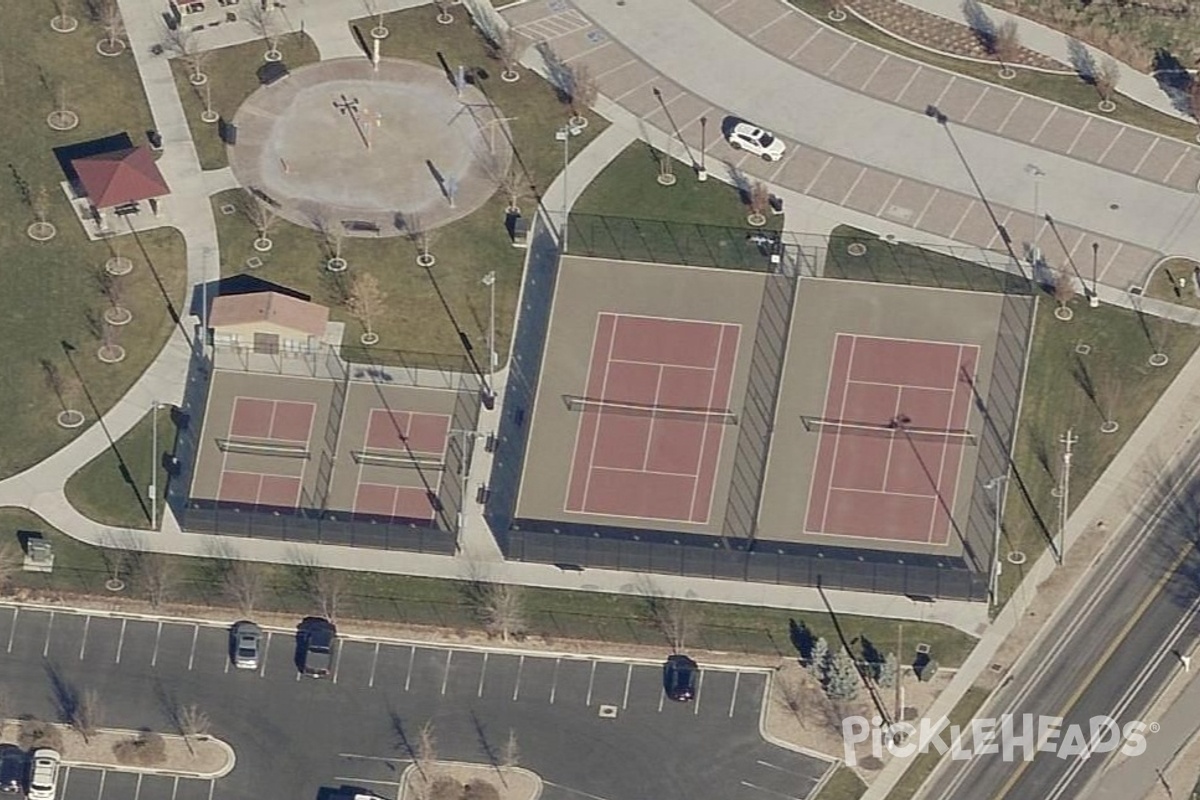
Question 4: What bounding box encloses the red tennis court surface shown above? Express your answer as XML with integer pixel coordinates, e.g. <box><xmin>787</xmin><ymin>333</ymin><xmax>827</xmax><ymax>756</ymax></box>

<box><xmin>565</xmin><ymin>313</ymin><xmax>740</xmax><ymax>523</ymax></box>
<box><xmin>805</xmin><ymin>334</ymin><xmax>978</xmax><ymax>545</ymax></box>
<box><xmin>353</xmin><ymin>409</ymin><xmax>451</xmax><ymax>521</ymax></box>
<box><xmin>229</xmin><ymin>397</ymin><xmax>316</xmax><ymax>442</ymax></box>
<box><xmin>217</xmin><ymin>471</ymin><xmax>303</xmax><ymax>507</ymax></box>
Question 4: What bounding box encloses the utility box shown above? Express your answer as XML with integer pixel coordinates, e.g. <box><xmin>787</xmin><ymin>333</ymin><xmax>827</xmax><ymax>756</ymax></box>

<box><xmin>22</xmin><ymin>537</ymin><xmax>54</xmax><ymax>573</ymax></box>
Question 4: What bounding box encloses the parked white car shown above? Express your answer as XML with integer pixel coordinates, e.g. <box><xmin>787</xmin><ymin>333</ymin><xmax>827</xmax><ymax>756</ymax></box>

<box><xmin>27</xmin><ymin>749</ymin><xmax>60</xmax><ymax>800</ymax></box>
<box><xmin>726</xmin><ymin>122</ymin><xmax>786</xmax><ymax>161</ymax></box>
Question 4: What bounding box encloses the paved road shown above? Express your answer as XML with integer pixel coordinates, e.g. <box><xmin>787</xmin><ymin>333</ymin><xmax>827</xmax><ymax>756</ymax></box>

<box><xmin>0</xmin><ymin>605</ymin><xmax>829</xmax><ymax>800</ymax></box>
<box><xmin>918</xmin><ymin>452</ymin><xmax>1200</xmax><ymax>800</ymax></box>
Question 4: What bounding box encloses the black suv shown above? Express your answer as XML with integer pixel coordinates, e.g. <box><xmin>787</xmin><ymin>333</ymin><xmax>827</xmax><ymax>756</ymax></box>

<box><xmin>298</xmin><ymin>617</ymin><xmax>337</xmax><ymax>678</ymax></box>
<box><xmin>663</xmin><ymin>654</ymin><xmax>699</xmax><ymax>702</ymax></box>
<box><xmin>0</xmin><ymin>744</ymin><xmax>22</xmax><ymax>794</ymax></box>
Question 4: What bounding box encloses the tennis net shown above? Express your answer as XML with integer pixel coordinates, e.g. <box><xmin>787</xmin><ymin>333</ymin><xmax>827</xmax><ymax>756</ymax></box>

<box><xmin>562</xmin><ymin>395</ymin><xmax>739</xmax><ymax>425</ymax></box>
<box><xmin>799</xmin><ymin>415</ymin><xmax>977</xmax><ymax>446</ymax></box>
<box><xmin>217</xmin><ymin>438</ymin><xmax>312</xmax><ymax>458</ymax></box>
<box><xmin>351</xmin><ymin>450</ymin><xmax>447</xmax><ymax>471</ymax></box>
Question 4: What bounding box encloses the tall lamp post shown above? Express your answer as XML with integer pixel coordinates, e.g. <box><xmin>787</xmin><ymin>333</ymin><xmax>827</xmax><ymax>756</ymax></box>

<box><xmin>985</xmin><ymin>475</ymin><xmax>1008</xmax><ymax>608</ymax></box>
<box><xmin>482</xmin><ymin>271</ymin><xmax>496</xmax><ymax>375</ymax></box>
<box><xmin>150</xmin><ymin>400</ymin><xmax>159</xmax><ymax>528</ymax></box>
<box><xmin>556</xmin><ymin>124</ymin><xmax>571</xmax><ymax>253</ymax></box>
<box><xmin>1090</xmin><ymin>242</ymin><xmax>1101</xmax><ymax>307</ymax></box>
<box><xmin>699</xmin><ymin>116</ymin><xmax>708</xmax><ymax>181</ymax></box>
<box><xmin>1024</xmin><ymin>163</ymin><xmax>1044</xmax><ymax>265</ymax></box>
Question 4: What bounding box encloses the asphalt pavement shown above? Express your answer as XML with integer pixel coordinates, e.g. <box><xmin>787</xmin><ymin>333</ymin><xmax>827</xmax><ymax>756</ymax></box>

<box><xmin>0</xmin><ymin>605</ymin><xmax>829</xmax><ymax>800</ymax></box>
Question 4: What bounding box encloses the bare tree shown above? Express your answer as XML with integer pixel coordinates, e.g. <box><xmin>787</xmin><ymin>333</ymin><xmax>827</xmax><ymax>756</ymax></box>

<box><xmin>163</xmin><ymin>26</ymin><xmax>212</xmax><ymax>85</ymax></box>
<box><xmin>222</xmin><ymin>560</ymin><xmax>266</xmax><ymax>616</ymax></box>
<box><xmin>486</xmin><ymin>27</ymin><xmax>524</xmax><ymax>80</ymax></box>
<box><xmin>139</xmin><ymin>553</ymin><xmax>177</xmax><ymax>608</ymax></box>
<box><xmin>178</xmin><ymin>703</ymin><xmax>210</xmax><ymax>740</ymax></box>
<box><xmin>1190</xmin><ymin>78</ymin><xmax>1200</xmax><ymax>130</ymax></box>
<box><xmin>1094</xmin><ymin>57</ymin><xmax>1120</xmax><ymax>106</ymax></box>
<box><xmin>502</xmin><ymin>728</ymin><xmax>520</xmax><ymax>771</ymax></box>
<box><xmin>992</xmin><ymin>20</ymin><xmax>1020</xmax><ymax>75</ymax></box>
<box><xmin>245</xmin><ymin>2</ymin><xmax>283</xmax><ymax>57</ymax></box>
<box><xmin>636</xmin><ymin>578</ymin><xmax>699</xmax><ymax>652</ymax></box>
<box><xmin>566</xmin><ymin>63</ymin><xmax>597</xmax><ymax>121</ymax></box>
<box><xmin>32</xmin><ymin>186</ymin><xmax>51</xmax><ymax>227</ymax></box>
<box><xmin>345</xmin><ymin>272</ymin><xmax>387</xmax><ymax>342</ymax></box>
<box><xmin>98</xmin><ymin>0</ymin><xmax>125</xmax><ymax>52</ymax></box>
<box><xmin>399</xmin><ymin>212</ymin><xmax>438</xmax><ymax>265</ymax></box>
<box><xmin>416</xmin><ymin>719</ymin><xmax>438</xmax><ymax>785</ymax></box>
<box><xmin>72</xmin><ymin>688</ymin><xmax>102</xmax><ymax>744</ymax></box>
<box><xmin>289</xmin><ymin>554</ymin><xmax>348</xmax><ymax>621</ymax></box>
<box><xmin>314</xmin><ymin>215</ymin><xmax>346</xmax><ymax>266</ymax></box>
<box><xmin>746</xmin><ymin>181</ymin><xmax>770</xmax><ymax>221</ymax></box>
<box><xmin>479</xmin><ymin>583</ymin><xmax>527</xmax><ymax>642</ymax></box>
<box><xmin>1053</xmin><ymin>267</ymin><xmax>1077</xmax><ymax>309</ymax></box>
<box><xmin>243</xmin><ymin>191</ymin><xmax>279</xmax><ymax>246</ymax></box>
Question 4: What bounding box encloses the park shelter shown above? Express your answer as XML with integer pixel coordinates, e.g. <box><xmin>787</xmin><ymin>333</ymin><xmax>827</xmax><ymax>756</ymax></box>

<box><xmin>209</xmin><ymin>291</ymin><xmax>330</xmax><ymax>355</ymax></box>
<box><xmin>70</xmin><ymin>146</ymin><xmax>170</xmax><ymax>226</ymax></box>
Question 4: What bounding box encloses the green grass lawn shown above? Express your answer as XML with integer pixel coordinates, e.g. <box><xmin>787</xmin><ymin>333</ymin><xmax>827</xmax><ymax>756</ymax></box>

<box><xmin>999</xmin><ymin>296</ymin><xmax>1199</xmax><ymax>600</ymax></box>
<box><xmin>64</xmin><ymin>405</ymin><xmax>179</xmax><ymax>530</ymax></box>
<box><xmin>0</xmin><ymin>0</ymin><xmax>187</xmax><ymax>480</ymax></box>
<box><xmin>569</xmin><ymin>142</ymin><xmax>784</xmax><ymax>269</ymax></box>
<box><xmin>208</xmin><ymin>6</ymin><xmax>607</xmax><ymax>365</ymax></box>
<box><xmin>826</xmin><ymin>226</ymin><xmax>1019</xmax><ymax>292</ymax></box>
<box><xmin>1144</xmin><ymin>257</ymin><xmax>1200</xmax><ymax>310</ymax></box>
<box><xmin>884</xmin><ymin>686</ymin><xmax>990</xmax><ymax>800</ymax></box>
<box><xmin>0</xmin><ymin>505</ymin><xmax>975</xmax><ymax>662</ymax></box>
<box><xmin>171</xmin><ymin>32</ymin><xmax>320</xmax><ymax>171</ymax></box>
<box><xmin>787</xmin><ymin>0</ymin><xmax>1199</xmax><ymax>145</ymax></box>
<box><xmin>814</xmin><ymin>766</ymin><xmax>868</xmax><ymax>800</ymax></box>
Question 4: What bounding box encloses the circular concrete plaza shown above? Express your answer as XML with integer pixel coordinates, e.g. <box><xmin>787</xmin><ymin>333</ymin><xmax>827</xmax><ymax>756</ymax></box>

<box><xmin>228</xmin><ymin>58</ymin><xmax>513</xmax><ymax>237</ymax></box>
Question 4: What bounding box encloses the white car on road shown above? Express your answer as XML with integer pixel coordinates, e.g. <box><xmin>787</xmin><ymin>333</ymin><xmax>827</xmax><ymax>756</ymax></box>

<box><xmin>27</xmin><ymin>749</ymin><xmax>59</xmax><ymax>800</ymax></box>
<box><xmin>726</xmin><ymin>122</ymin><xmax>786</xmax><ymax>161</ymax></box>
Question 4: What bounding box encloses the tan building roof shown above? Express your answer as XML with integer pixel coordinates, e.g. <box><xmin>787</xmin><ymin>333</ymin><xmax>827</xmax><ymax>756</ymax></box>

<box><xmin>209</xmin><ymin>292</ymin><xmax>329</xmax><ymax>337</ymax></box>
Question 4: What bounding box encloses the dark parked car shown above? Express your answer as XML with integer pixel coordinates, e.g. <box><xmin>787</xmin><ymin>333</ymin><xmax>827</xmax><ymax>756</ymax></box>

<box><xmin>298</xmin><ymin>617</ymin><xmax>337</xmax><ymax>678</ymax></box>
<box><xmin>0</xmin><ymin>744</ymin><xmax>23</xmax><ymax>794</ymax></box>
<box><xmin>663</xmin><ymin>654</ymin><xmax>699</xmax><ymax>702</ymax></box>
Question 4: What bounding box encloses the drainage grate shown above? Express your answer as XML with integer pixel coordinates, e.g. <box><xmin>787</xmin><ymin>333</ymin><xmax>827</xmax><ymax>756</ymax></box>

<box><xmin>598</xmin><ymin>705</ymin><xmax>618</xmax><ymax>719</ymax></box>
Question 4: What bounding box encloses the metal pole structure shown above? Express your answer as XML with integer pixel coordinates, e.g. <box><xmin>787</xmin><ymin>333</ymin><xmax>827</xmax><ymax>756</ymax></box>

<box><xmin>482</xmin><ymin>271</ymin><xmax>496</xmax><ymax>374</ymax></box>
<box><xmin>558</xmin><ymin>125</ymin><xmax>570</xmax><ymax>253</ymax></box>
<box><xmin>1090</xmin><ymin>242</ymin><xmax>1101</xmax><ymax>307</ymax></box>
<box><xmin>985</xmin><ymin>475</ymin><xmax>1008</xmax><ymax>608</ymax></box>
<box><xmin>1057</xmin><ymin>428</ymin><xmax>1077</xmax><ymax>564</ymax></box>
<box><xmin>699</xmin><ymin>116</ymin><xmax>708</xmax><ymax>181</ymax></box>
<box><xmin>150</xmin><ymin>400</ymin><xmax>159</xmax><ymax>528</ymax></box>
<box><xmin>1025</xmin><ymin>164</ymin><xmax>1044</xmax><ymax>264</ymax></box>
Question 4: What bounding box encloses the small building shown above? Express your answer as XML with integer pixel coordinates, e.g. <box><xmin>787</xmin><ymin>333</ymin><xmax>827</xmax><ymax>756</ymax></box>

<box><xmin>208</xmin><ymin>291</ymin><xmax>330</xmax><ymax>355</ymax></box>
<box><xmin>69</xmin><ymin>146</ymin><xmax>170</xmax><ymax>232</ymax></box>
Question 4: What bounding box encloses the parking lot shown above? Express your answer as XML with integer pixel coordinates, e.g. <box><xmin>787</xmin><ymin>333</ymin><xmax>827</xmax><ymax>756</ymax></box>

<box><xmin>0</xmin><ymin>606</ymin><xmax>832</xmax><ymax>800</ymax></box>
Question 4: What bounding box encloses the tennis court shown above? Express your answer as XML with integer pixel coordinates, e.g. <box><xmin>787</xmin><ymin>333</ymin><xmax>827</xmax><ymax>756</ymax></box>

<box><xmin>564</xmin><ymin>313</ymin><xmax>741</xmax><ymax>523</ymax></box>
<box><xmin>803</xmin><ymin>333</ymin><xmax>978</xmax><ymax>545</ymax></box>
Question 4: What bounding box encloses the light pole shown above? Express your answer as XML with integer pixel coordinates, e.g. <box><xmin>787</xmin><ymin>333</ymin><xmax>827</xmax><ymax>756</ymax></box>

<box><xmin>985</xmin><ymin>475</ymin><xmax>1008</xmax><ymax>608</ymax></box>
<box><xmin>699</xmin><ymin>116</ymin><xmax>708</xmax><ymax>181</ymax></box>
<box><xmin>150</xmin><ymin>400</ymin><xmax>159</xmax><ymax>528</ymax></box>
<box><xmin>1090</xmin><ymin>242</ymin><xmax>1101</xmax><ymax>307</ymax></box>
<box><xmin>556</xmin><ymin>124</ymin><xmax>570</xmax><ymax>253</ymax></box>
<box><xmin>482</xmin><ymin>271</ymin><xmax>496</xmax><ymax>374</ymax></box>
<box><xmin>1024</xmin><ymin>163</ymin><xmax>1044</xmax><ymax>265</ymax></box>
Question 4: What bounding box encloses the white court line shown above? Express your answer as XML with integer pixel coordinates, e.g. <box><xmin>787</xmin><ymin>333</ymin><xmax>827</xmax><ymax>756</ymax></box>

<box><xmin>151</xmin><ymin>621</ymin><xmax>162</xmax><ymax>667</ymax></box>
<box><xmin>6</xmin><ymin>607</ymin><xmax>16</xmax><ymax>653</ymax></box>
<box><xmin>550</xmin><ymin>658</ymin><xmax>561</xmax><ymax>704</ymax></box>
<box><xmin>513</xmin><ymin>655</ymin><xmax>525</xmax><ymax>701</ymax></box>
<box><xmin>478</xmin><ymin>652</ymin><xmax>489</xmax><ymax>697</ymax></box>
<box><xmin>440</xmin><ymin>650</ymin><xmax>452</xmax><ymax>695</ymax></box>
<box><xmin>42</xmin><ymin>611</ymin><xmax>54</xmax><ymax>658</ymax></box>
<box><xmin>622</xmin><ymin>664</ymin><xmax>632</xmax><ymax>709</ymax></box>
<box><xmin>693</xmin><ymin>669</ymin><xmax>705</xmax><ymax>715</ymax></box>
<box><xmin>187</xmin><ymin>624</ymin><xmax>199</xmax><ymax>670</ymax></box>
<box><xmin>115</xmin><ymin>619</ymin><xmax>127</xmax><ymax>664</ymax></box>
<box><xmin>369</xmin><ymin>642</ymin><xmax>380</xmax><ymax>688</ymax></box>
<box><xmin>79</xmin><ymin>616</ymin><xmax>90</xmax><ymax>660</ymax></box>
<box><xmin>585</xmin><ymin>661</ymin><xmax>597</xmax><ymax>706</ymax></box>
<box><xmin>729</xmin><ymin>672</ymin><xmax>740</xmax><ymax>717</ymax></box>
<box><xmin>404</xmin><ymin>645</ymin><xmax>416</xmax><ymax>691</ymax></box>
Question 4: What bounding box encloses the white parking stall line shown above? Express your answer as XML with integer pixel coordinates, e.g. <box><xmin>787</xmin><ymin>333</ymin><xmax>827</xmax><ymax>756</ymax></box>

<box><xmin>206</xmin><ymin>778</ymin><xmax>215</xmax><ymax>800</ymax></box>
<box><xmin>224</xmin><ymin>650</ymin><xmax>230</xmax><ymax>675</ymax></box>
<box><xmin>150</xmin><ymin>621</ymin><xmax>162</xmax><ymax>667</ymax></box>
<box><xmin>404</xmin><ymin>645</ymin><xmax>416</xmax><ymax>691</ymax></box>
<box><xmin>115</xmin><ymin>619</ymin><xmax>128</xmax><ymax>664</ymax></box>
<box><xmin>6</xmin><ymin>607</ymin><xmax>16</xmax><ymax>653</ymax></box>
<box><xmin>622</xmin><ymin>664</ymin><xmax>632</xmax><ymax>709</ymax></box>
<box><xmin>477</xmin><ymin>652</ymin><xmax>488</xmax><ymax>698</ymax></box>
<box><xmin>756</xmin><ymin>760</ymin><xmax>821</xmax><ymax>784</ymax></box>
<box><xmin>133</xmin><ymin>772</ymin><xmax>144</xmax><ymax>800</ymax></box>
<box><xmin>512</xmin><ymin>654</ymin><xmax>524</xmax><ymax>701</ymax></box>
<box><xmin>369</xmin><ymin>642</ymin><xmax>380</xmax><ymax>688</ymax></box>
<box><xmin>332</xmin><ymin>641</ymin><xmax>344</xmax><ymax>684</ymax></box>
<box><xmin>334</xmin><ymin>777</ymin><xmax>401</xmax><ymax>787</ymax></box>
<box><xmin>693</xmin><ymin>669</ymin><xmax>705</xmax><ymax>715</ymax></box>
<box><xmin>657</xmin><ymin>686</ymin><xmax>666</xmax><ymax>713</ymax></box>
<box><xmin>585</xmin><ymin>661</ymin><xmax>597</xmax><ymax>706</ymax></box>
<box><xmin>58</xmin><ymin>766</ymin><xmax>71</xmax><ymax>800</ymax></box>
<box><xmin>729</xmin><ymin>672</ymin><xmax>740</xmax><ymax>717</ymax></box>
<box><xmin>42</xmin><ymin>611</ymin><xmax>54</xmax><ymax>658</ymax></box>
<box><xmin>740</xmin><ymin>780</ymin><xmax>801</xmax><ymax>800</ymax></box>
<box><xmin>187</xmin><ymin>624</ymin><xmax>199</xmax><ymax>670</ymax></box>
<box><xmin>440</xmin><ymin>650</ymin><xmax>452</xmax><ymax>695</ymax></box>
<box><xmin>97</xmin><ymin>769</ymin><xmax>107</xmax><ymax>800</ymax></box>
<box><xmin>170</xmin><ymin>776</ymin><xmax>180</xmax><ymax>800</ymax></box>
<box><xmin>549</xmin><ymin>658</ymin><xmax>561</xmax><ymax>704</ymax></box>
<box><xmin>79</xmin><ymin>616</ymin><xmax>91</xmax><ymax>660</ymax></box>
<box><xmin>259</xmin><ymin>632</ymin><xmax>272</xmax><ymax>677</ymax></box>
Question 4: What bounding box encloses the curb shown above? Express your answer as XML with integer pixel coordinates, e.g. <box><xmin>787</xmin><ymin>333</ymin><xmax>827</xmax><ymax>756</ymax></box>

<box><xmin>397</xmin><ymin>761</ymin><xmax>543</xmax><ymax>800</ymax></box>
<box><xmin>61</xmin><ymin>729</ymin><xmax>236</xmax><ymax>780</ymax></box>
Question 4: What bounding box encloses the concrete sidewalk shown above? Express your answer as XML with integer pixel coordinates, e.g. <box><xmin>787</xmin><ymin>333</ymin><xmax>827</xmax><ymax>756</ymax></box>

<box><xmin>893</xmin><ymin>0</ymin><xmax>1191</xmax><ymax>122</ymax></box>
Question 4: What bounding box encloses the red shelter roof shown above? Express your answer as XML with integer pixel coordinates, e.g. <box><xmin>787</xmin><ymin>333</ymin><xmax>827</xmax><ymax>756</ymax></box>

<box><xmin>71</xmin><ymin>147</ymin><xmax>170</xmax><ymax>208</ymax></box>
